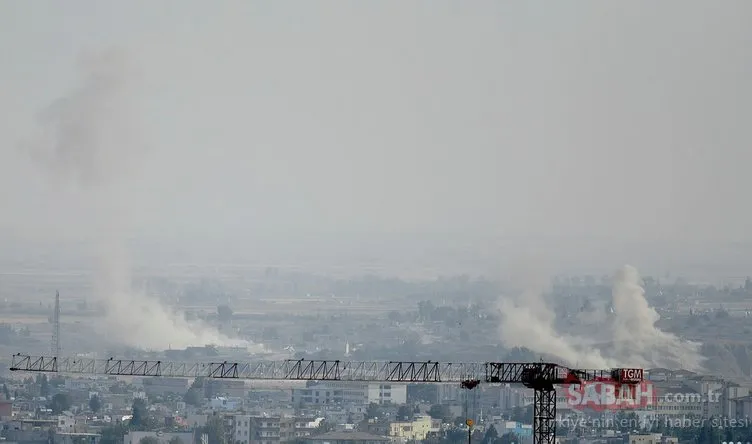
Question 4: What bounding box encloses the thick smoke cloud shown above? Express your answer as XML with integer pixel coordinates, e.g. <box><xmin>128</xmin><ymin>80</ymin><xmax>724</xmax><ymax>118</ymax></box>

<box><xmin>497</xmin><ymin>264</ymin><xmax>705</xmax><ymax>371</ymax></box>
<box><xmin>24</xmin><ymin>49</ymin><xmax>257</xmax><ymax>351</ymax></box>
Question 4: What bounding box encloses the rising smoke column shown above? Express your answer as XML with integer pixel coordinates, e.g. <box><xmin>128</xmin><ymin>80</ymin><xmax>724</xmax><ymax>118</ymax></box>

<box><xmin>24</xmin><ymin>49</ymin><xmax>255</xmax><ymax>350</ymax></box>
<box><xmin>609</xmin><ymin>265</ymin><xmax>705</xmax><ymax>371</ymax></box>
<box><xmin>497</xmin><ymin>264</ymin><xmax>705</xmax><ymax>371</ymax></box>
<box><xmin>496</xmin><ymin>263</ymin><xmax>613</xmax><ymax>368</ymax></box>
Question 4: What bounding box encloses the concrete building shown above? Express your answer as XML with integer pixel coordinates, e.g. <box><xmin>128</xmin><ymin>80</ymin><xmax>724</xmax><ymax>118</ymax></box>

<box><xmin>681</xmin><ymin>376</ymin><xmax>724</xmax><ymax>418</ymax></box>
<box><xmin>306</xmin><ymin>431</ymin><xmax>389</xmax><ymax>444</ymax></box>
<box><xmin>231</xmin><ymin>415</ymin><xmax>281</xmax><ymax>444</ymax></box>
<box><xmin>499</xmin><ymin>385</ymin><xmax>527</xmax><ymax>410</ymax></box>
<box><xmin>724</xmin><ymin>383</ymin><xmax>752</xmax><ymax>417</ymax></box>
<box><xmin>0</xmin><ymin>400</ymin><xmax>12</xmax><ymax>420</ymax></box>
<box><xmin>646</xmin><ymin>384</ymin><xmax>704</xmax><ymax>417</ymax></box>
<box><xmin>206</xmin><ymin>379</ymin><xmax>247</xmax><ymax>398</ymax></box>
<box><xmin>292</xmin><ymin>382</ymin><xmax>406</xmax><ymax>406</ymax></box>
<box><xmin>388</xmin><ymin>415</ymin><xmax>439</xmax><ymax>441</ymax></box>
<box><xmin>230</xmin><ymin>415</ymin><xmax>325</xmax><ymax>444</ymax></box>
<box><xmin>494</xmin><ymin>421</ymin><xmax>533</xmax><ymax>440</ymax></box>
<box><xmin>210</xmin><ymin>397</ymin><xmax>244</xmax><ymax>411</ymax></box>
<box><xmin>279</xmin><ymin>417</ymin><xmax>323</xmax><ymax>442</ymax></box>
<box><xmin>57</xmin><ymin>412</ymin><xmax>77</xmax><ymax>432</ymax></box>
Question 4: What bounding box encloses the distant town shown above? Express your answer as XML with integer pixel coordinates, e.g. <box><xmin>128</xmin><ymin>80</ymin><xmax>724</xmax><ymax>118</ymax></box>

<box><xmin>2</xmin><ymin>266</ymin><xmax>752</xmax><ymax>444</ymax></box>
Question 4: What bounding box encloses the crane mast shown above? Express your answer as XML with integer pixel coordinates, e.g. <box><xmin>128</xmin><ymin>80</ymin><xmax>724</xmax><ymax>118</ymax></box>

<box><xmin>9</xmin><ymin>354</ymin><xmax>643</xmax><ymax>444</ymax></box>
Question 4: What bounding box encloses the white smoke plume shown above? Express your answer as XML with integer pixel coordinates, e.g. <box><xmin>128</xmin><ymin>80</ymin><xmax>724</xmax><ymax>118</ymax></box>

<box><xmin>24</xmin><ymin>49</ymin><xmax>257</xmax><ymax>351</ymax></box>
<box><xmin>608</xmin><ymin>265</ymin><xmax>704</xmax><ymax>371</ymax></box>
<box><xmin>497</xmin><ymin>264</ymin><xmax>705</xmax><ymax>371</ymax></box>
<box><xmin>497</xmin><ymin>263</ymin><xmax>611</xmax><ymax>368</ymax></box>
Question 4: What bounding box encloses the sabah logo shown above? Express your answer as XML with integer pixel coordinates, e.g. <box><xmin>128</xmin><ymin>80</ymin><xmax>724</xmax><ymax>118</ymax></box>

<box><xmin>565</xmin><ymin>379</ymin><xmax>655</xmax><ymax>411</ymax></box>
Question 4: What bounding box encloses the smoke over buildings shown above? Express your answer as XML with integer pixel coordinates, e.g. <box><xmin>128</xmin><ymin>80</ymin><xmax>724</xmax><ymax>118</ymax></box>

<box><xmin>497</xmin><ymin>264</ymin><xmax>705</xmax><ymax>371</ymax></box>
<box><xmin>23</xmin><ymin>49</ymin><xmax>254</xmax><ymax>351</ymax></box>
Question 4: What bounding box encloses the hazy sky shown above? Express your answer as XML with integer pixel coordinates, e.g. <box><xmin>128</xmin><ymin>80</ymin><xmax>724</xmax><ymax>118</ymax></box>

<box><xmin>2</xmin><ymin>1</ymin><xmax>752</xmax><ymax>266</ymax></box>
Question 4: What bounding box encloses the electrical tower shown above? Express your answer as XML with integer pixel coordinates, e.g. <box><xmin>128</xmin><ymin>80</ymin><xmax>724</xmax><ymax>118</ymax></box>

<box><xmin>50</xmin><ymin>291</ymin><xmax>60</xmax><ymax>357</ymax></box>
<box><xmin>9</xmin><ymin>354</ymin><xmax>643</xmax><ymax>444</ymax></box>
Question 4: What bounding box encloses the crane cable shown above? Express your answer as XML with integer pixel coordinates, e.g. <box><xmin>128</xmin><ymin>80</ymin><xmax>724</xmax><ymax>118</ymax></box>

<box><xmin>464</xmin><ymin>386</ymin><xmax>478</xmax><ymax>428</ymax></box>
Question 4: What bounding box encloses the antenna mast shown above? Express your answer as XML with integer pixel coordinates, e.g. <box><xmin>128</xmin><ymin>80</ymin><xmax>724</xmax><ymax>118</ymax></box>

<box><xmin>51</xmin><ymin>291</ymin><xmax>60</xmax><ymax>357</ymax></box>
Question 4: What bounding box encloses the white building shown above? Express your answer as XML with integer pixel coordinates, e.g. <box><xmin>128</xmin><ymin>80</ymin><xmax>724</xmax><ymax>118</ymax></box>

<box><xmin>292</xmin><ymin>382</ymin><xmax>406</xmax><ymax>405</ymax></box>
<box><xmin>210</xmin><ymin>397</ymin><xmax>244</xmax><ymax>411</ymax></box>
<box><xmin>57</xmin><ymin>412</ymin><xmax>77</xmax><ymax>432</ymax></box>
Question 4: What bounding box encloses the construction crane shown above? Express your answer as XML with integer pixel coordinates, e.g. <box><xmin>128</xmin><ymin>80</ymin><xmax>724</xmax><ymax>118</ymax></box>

<box><xmin>9</xmin><ymin>354</ymin><xmax>643</xmax><ymax>444</ymax></box>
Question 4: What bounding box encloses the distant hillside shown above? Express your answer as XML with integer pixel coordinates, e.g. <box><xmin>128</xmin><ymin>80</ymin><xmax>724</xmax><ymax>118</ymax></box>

<box><xmin>701</xmin><ymin>342</ymin><xmax>752</xmax><ymax>378</ymax></box>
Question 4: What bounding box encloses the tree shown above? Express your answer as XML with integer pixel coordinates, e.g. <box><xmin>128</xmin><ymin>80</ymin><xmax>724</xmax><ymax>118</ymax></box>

<box><xmin>482</xmin><ymin>425</ymin><xmax>498</xmax><ymax>444</ymax></box>
<box><xmin>200</xmin><ymin>413</ymin><xmax>227</xmax><ymax>444</ymax></box>
<box><xmin>499</xmin><ymin>432</ymin><xmax>519</xmax><ymax>444</ymax></box>
<box><xmin>365</xmin><ymin>403</ymin><xmax>381</xmax><ymax>420</ymax></box>
<box><xmin>397</xmin><ymin>405</ymin><xmax>412</xmax><ymax>421</ymax></box>
<box><xmin>184</xmin><ymin>388</ymin><xmax>201</xmax><ymax>406</ymax></box>
<box><xmin>49</xmin><ymin>393</ymin><xmax>71</xmax><ymax>414</ymax></box>
<box><xmin>99</xmin><ymin>423</ymin><xmax>128</xmax><ymax>444</ymax></box>
<box><xmin>89</xmin><ymin>395</ymin><xmax>102</xmax><ymax>413</ymax></box>
<box><xmin>109</xmin><ymin>381</ymin><xmax>129</xmax><ymax>394</ymax></box>
<box><xmin>130</xmin><ymin>398</ymin><xmax>148</xmax><ymax>429</ymax></box>
<box><xmin>139</xmin><ymin>437</ymin><xmax>159</xmax><ymax>444</ymax></box>
<box><xmin>38</xmin><ymin>374</ymin><xmax>50</xmax><ymax>397</ymax></box>
<box><xmin>168</xmin><ymin>437</ymin><xmax>183</xmax><ymax>444</ymax></box>
<box><xmin>407</xmin><ymin>384</ymin><xmax>437</xmax><ymax>404</ymax></box>
<box><xmin>427</xmin><ymin>404</ymin><xmax>452</xmax><ymax>422</ymax></box>
<box><xmin>387</xmin><ymin>311</ymin><xmax>403</xmax><ymax>323</ymax></box>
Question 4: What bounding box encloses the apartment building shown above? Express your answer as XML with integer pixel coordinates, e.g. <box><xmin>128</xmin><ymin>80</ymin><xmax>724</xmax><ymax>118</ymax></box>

<box><xmin>232</xmin><ymin>415</ymin><xmax>280</xmax><ymax>444</ymax></box>
<box><xmin>388</xmin><ymin>415</ymin><xmax>440</xmax><ymax>441</ymax></box>
<box><xmin>231</xmin><ymin>415</ymin><xmax>323</xmax><ymax>444</ymax></box>
<box><xmin>279</xmin><ymin>417</ymin><xmax>323</xmax><ymax>442</ymax></box>
<box><xmin>291</xmin><ymin>382</ymin><xmax>406</xmax><ymax>405</ymax></box>
<box><xmin>724</xmin><ymin>383</ymin><xmax>752</xmax><ymax>417</ymax></box>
